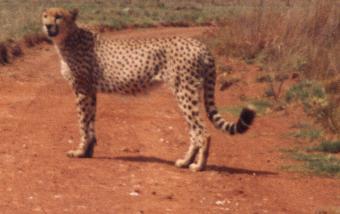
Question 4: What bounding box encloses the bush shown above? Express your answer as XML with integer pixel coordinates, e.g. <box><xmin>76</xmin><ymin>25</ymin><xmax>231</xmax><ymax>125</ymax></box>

<box><xmin>285</xmin><ymin>80</ymin><xmax>326</xmax><ymax>104</ymax></box>
<box><xmin>0</xmin><ymin>43</ymin><xmax>9</xmax><ymax>65</ymax></box>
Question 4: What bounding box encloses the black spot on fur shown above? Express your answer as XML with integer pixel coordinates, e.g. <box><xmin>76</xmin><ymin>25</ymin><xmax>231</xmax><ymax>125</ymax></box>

<box><xmin>208</xmin><ymin>110</ymin><xmax>217</xmax><ymax>120</ymax></box>
<box><xmin>84</xmin><ymin>137</ymin><xmax>97</xmax><ymax>158</ymax></box>
<box><xmin>217</xmin><ymin>120</ymin><xmax>224</xmax><ymax>129</ymax></box>
<box><xmin>214</xmin><ymin>116</ymin><xmax>222</xmax><ymax>122</ymax></box>
<box><xmin>229</xmin><ymin>124</ymin><xmax>236</xmax><ymax>135</ymax></box>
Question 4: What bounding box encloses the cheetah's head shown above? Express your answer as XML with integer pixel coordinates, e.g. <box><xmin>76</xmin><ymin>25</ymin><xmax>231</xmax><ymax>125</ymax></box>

<box><xmin>42</xmin><ymin>8</ymin><xmax>78</xmax><ymax>42</ymax></box>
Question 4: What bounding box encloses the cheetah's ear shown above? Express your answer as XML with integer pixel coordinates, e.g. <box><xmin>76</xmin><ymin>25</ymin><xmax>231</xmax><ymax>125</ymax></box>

<box><xmin>69</xmin><ymin>8</ymin><xmax>79</xmax><ymax>21</ymax></box>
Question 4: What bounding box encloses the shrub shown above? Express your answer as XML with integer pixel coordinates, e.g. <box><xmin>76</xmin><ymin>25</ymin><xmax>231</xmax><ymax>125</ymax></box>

<box><xmin>311</xmin><ymin>140</ymin><xmax>340</xmax><ymax>153</ymax></box>
<box><xmin>24</xmin><ymin>33</ymin><xmax>51</xmax><ymax>47</ymax></box>
<box><xmin>0</xmin><ymin>43</ymin><xmax>9</xmax><ymax>65</ymax></box>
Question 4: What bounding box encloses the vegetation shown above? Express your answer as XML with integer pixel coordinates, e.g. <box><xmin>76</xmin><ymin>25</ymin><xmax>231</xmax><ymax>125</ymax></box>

<box><xmin>0</xmin><ymin>0</ymin><xmax>251</xmax><ymax>42</ymax></box>
<box><xmin>219</xmin><ymin>99</ymin><xmax>272</xmax><ymax>116</ymax></box>
<box><xmin>285</xmin><ymin>123</ymin><xmax>339</xmax><ymax>176</ymax></box>
<box><xmin>289</xmin><ymin>127</ymin><xmax>323</xmax><ymax>142</ymax></box>
<box><xmin>286</xmin><ymin>150</ymin><xmax>340</xmax><ymax>177</ymax></box>
<box><xmin>284</xmin><ymin>80</ymin><xmax>340</xmax><ymax>134</ymax></box>
<box><xmin>205</xmin><ymin>0</ymin><xmax>339</xmax><ymax>135</ymax></box>
<box><xmin>206</xmin><ymin>0</ymin><xmax>339</xmax><ymax>79</ymax></box>
<box><xmin>309</xmin><ymin>140</ymin><xmax>340</xmax><ymax>154</ymax></box>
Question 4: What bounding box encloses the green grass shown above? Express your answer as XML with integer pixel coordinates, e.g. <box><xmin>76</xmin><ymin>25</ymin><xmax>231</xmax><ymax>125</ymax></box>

<box><xmin>283</xmin><ymin>137</ymin><xmax>340</xmax><ymax>177</ymax></box>
<box><xmin>251</xmin><ymin>99</ymin><xmax>272</xmax><ymax>115</ymax></box>
<box><xmin>282</xmin><ymin>120</ymin><xmax>340</xmax><ymax>176</ymax></box>
<box><xmin>289</xmin><ymin>127</ymin><xmax>323</xmax><ymax>142</ymax></box>
<box><xmin>0</xmin><ymin>0</ymin><xmax>256</xmax><ymax>42</ymax></box>
<box><xmin>219</xmin><ymin>105</ymin><xmax>244</xmax><ymax>117</ymax></box>
<box><xmin>284</xmin><ymin>80</ymin><xmax>340</xmax><ymax>135</ymax></box>
<box><xmin>309</xmin><ymin>140</ymin><xmax>340</xmax><ymax>154</ymax></box>
<box><xmin>287</xmin><ymin>151</ymin><xmax>340</xmax><ymax>177</ymax></box>
<box><xmin>219</xmin><ymin>99</ymin><xmax>272</xmax><ymax>116</ymax></box>
<box><xmin>285</xmin><ymin>80</ymin><xmax>327</xmax><ymax>105</ymax></box>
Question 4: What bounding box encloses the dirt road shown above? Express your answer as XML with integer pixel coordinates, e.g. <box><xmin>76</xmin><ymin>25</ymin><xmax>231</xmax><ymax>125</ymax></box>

<box><xmin>0</xmin><ymin>27</ymin><xmax>339</xmax><ymax>214</ymax></box>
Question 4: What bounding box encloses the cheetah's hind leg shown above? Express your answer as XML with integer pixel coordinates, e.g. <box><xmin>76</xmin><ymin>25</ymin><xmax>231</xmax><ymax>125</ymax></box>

<box><xmin>67</xmin><ymin>138</ymin><xmax>97</xmax><ymax>158</ymax></box>
<box><xmin>173</xmin><ymin>78</ymin><xmax>210</xmax><ymax>171</ymax></box>
<box><xmin>175</xmin><ymin>117</ymin><xmax>210</xmax><ymax>172</ymax></box>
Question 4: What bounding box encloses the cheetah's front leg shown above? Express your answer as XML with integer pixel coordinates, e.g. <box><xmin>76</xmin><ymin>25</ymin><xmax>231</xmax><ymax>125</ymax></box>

<box><xmin>67</xmin><ymin>92</ymin><xmax>97</xmax><ymax>158</ymax></box>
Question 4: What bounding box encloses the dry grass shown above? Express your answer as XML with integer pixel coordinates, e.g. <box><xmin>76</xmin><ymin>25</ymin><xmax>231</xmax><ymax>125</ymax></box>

<box><xmin>204</xmin><ymin>0</ymin><xmax>340</xmax><ymax>134</ymax></box>
<box><xmin>207</xmin><ymin>0</ymin><xmax>339</xmax><ymax>79</ymax></box>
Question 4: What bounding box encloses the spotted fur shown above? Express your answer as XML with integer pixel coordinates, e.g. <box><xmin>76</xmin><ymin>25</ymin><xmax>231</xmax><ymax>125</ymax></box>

<box><xmin>42</xmin><ymin>8</ymin><xmax>255</xmax><ymax>171</ymax></box>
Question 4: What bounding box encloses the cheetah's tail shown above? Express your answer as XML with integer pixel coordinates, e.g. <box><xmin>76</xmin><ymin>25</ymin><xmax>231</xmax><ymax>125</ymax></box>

<box><xmin>203</xmin><ymin>67</ymin><xmax>256</xmax><ymax>135</ymax></box>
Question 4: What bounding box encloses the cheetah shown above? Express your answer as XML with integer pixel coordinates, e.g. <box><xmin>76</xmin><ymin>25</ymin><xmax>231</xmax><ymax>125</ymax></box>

<box><xmin>42</xmin><ymin>8</ymin><xmax>255</xmax><ymax>171</ymax></box>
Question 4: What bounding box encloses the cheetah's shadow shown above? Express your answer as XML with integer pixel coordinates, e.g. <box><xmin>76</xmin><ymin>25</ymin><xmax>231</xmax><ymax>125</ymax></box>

<box><xmin>96</xmin><ymin>155</ymin><xmax>277</xmax><ymax>176</ymax></box>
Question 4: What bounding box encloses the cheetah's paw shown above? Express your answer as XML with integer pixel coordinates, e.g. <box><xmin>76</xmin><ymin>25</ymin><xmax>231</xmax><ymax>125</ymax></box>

<box><xmin>189</xmin><ymin>163</ymin><xmax>205</xmax><ymax>172</ymax></box>
<box><xmin>175</xmin><ymin>159</ymin><xmax>190</xmax><ymax>168</ymax></box>
<box><xmin>67</xmin><ymin>149</ymin><xmax>88</xmax><ymax>158</ymax></box>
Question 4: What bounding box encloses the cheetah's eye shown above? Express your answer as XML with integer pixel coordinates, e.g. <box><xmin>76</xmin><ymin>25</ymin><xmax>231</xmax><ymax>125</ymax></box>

<box><xmin>43</xmin><ymin>14</ymin><xmax>48</xmax><ymax>18</ymax></box>
<box><xmin>56</xmin><ymin>14</ymin><xmax>63</xmax><ymax>19</ymax></box>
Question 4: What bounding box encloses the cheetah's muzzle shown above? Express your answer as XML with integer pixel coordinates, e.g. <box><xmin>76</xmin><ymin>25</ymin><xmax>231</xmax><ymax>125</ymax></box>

<box><xmin>46</xmin><ymin>24</ymin><xmax>59</xmax><ymax>37</ymax></box>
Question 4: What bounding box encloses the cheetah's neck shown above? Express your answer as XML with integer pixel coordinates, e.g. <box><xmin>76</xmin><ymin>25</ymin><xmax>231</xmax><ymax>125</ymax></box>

<box><xmin>56</xmin><ymin>26</ymin><xmax>97</xmax><ymax>51</ymax></box>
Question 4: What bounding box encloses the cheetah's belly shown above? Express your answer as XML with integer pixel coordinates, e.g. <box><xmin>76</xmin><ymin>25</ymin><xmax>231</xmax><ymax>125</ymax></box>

<box><xmin>96</xmin><ymin>70</ymin><xmax>161</xmax><ymax>94</ymax></box>
<box><xmin>95</xmin><ymin>50</ymin><xmax>167</xmax><ymax>93</ymax></box>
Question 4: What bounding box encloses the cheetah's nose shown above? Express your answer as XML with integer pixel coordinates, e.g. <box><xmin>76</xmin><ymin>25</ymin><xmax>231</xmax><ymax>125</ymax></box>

<box><xmin>46</xmin><ymin>24</ymin><xmax>53</xmax><ymax>30</ymax></box>
<box><xmin>45</xmin><ymin>24</ymin><xmax>59</xmax><ymax>37</ymax></box>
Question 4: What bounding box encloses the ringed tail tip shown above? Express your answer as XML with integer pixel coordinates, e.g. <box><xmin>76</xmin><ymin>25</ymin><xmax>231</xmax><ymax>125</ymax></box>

<box><xmin>236</xmin><ymin>106</ymin><xmax>256</xmax><ymax>134</ymax></box>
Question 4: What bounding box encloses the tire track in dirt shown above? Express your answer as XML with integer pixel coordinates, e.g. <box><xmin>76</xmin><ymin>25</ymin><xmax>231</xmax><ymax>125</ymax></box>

<box><xmin>0</xmin><ymin>27</ymin><xmax>339</xmax><ymax>213</ymax></box>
